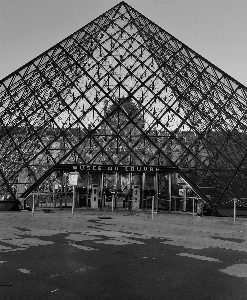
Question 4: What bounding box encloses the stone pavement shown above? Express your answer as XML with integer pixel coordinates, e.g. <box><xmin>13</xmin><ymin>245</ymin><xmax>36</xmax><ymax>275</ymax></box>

<box><xmin>1</xmin><ymin>208</ymin><xmax>247</xmax><ymax>299</ymax></box>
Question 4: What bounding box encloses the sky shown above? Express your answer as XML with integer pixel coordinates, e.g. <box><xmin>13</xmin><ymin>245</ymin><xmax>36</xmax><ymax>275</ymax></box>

<box><xmin>0</xmin><ymin>0</ymin><xmax>247</xmax><ymax>86</ymax></box>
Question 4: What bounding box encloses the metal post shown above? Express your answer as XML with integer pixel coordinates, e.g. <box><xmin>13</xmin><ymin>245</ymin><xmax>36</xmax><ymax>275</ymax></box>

<box><xmin>53</xmin><ymin>185</ymin><xmax>55</xmax><ymax>208</ymax></box>
<box><xmin>233</xmin><ymin>199</ymin><xmax>236</xmax><ymax>223</ymax></box>
<box><xmin>168</xmin><ymin>174</ymin><xmax>172</xmax><ymax>213</ymax></box>
<box><xmin>142</xmin><ymin>173</ymin><xmax>145</xmax><ymax>210</ymax></box>
<box><xmin>100</xmin><ymin>172</ymin><xmax>104</xmax><ymax>210</ymax></box>
<box><xmin>64</xmin><ymin>173</ymin><xmax>68</xmax><ymax>207</ymax></box>
<box><xmin>72</xmin><ymin>185</ymin><xmax>76</xmax><ymax>216</ymax></box>
<box><xmin>120</xmin><ymin>173</ymin><xmax>123</xmax><ymax>208</ymax></box>
<box><xmin>183</xmin><ymin>188</ymin><xmax>187</xmax><ymax>212</ymax></box>
<box><xmin>129</xmin><ymin>172</ymin><xmax>132</xmax><ymax>212</ymax></box>
<box><xmin>32</xmin><ymin>194</ymin><xmax>35</xmax><ymax>216</ymax></box>
<box><xmin>192</xmin><ymin>197</ymin><xmax>195</xmax><ymax>217</ymax></box>
<box><xmin>155</xmin><ymin>172</ymin><xmax>159</xmax><ymax>212</ymax></box>
<box><xmin>152</xmin><ymin>196</ymin><xmax>154</xmax><ymax>220</ymax></box>
<box><xmin>60</xmin><ymin>171</ymin><xmax>63</xmax><ymax>209</ymax></box>
<box><xmin>86</xmin><ymin>171</ymin><xmax>90</xmax><ymax>208</ymax></box>
<box><xmin>46</xmin><ymin>176</ymin><xmax>50</xmax><ymax>208</ymax></box>
<box><xmin>112</xmin><ymin>194</ymin><xmax>114</xmax><ymax>217</ymax></box>
<box><xmin>115</xmin><ymin>172</ymin><xmax>118</xmax><ymax>209</ymax></box>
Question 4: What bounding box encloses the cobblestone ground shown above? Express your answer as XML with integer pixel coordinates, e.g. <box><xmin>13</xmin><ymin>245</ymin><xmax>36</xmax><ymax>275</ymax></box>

<box><xmin>1</xmin><ymin>209</ymin><xmax>247</xmax><ymax>300</ymax></box>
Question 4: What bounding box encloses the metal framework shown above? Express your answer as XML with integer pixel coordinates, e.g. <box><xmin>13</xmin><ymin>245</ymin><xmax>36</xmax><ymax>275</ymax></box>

<box><xmin>1</xmin><ymin>1</ymin><xmax>247</xmax><ymax>206</ymax></box>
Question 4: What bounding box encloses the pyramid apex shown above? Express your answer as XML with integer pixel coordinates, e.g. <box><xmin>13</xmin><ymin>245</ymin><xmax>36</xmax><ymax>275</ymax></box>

<box><xmin>118</xmin><ymin>1</ymin><xmax>131</xmax><ymax>8</ymax></box>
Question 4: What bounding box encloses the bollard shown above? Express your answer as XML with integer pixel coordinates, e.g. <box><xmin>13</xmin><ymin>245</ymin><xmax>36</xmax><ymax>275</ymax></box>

<box><xmin>152</xmin><ymin>196</ymin><xmax>154</xmax><ymax>220</ymax></box>
<box><xmin>72</xmin><ymin>186</ymin><xmax>76</xmax><ymax>217</ymax></box>
<box><xmin>233</xmin><ymin>199</ymin><xmax>236</xmax><ymax>223</ymax></box>
<box><xmin>112</xmin><ymin>195</ymin><xmax>114</xmax><ymax>217</ymax></box>
<box><xmin>192</xmin><ymin>197</ymin><xmax>194</xmax><ymax>218</ymax></box>
<box><xmin>32</xmin><ymin>194</ymin><xmax>35</xmax><ymax>216</ymax></box>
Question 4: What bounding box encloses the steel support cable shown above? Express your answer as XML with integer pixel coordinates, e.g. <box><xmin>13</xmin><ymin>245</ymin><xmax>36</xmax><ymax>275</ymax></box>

<box><xmin>33</xmin><ymin>54</ymin><xmax>113</xmax><ymax>156</ymax></box>
<box><xmin>131</xmin><ymin>76</ymin><xmax>241</xmax><ymax>200</ymax></box>
<box><xmin>139</xmin><ymin>102</ymin><xmax>217</xmax><ymax>179</ymax></box>
<box><xmin>21</xmin><ymin>42</ymin><xmax>181</xmax><ymax>197</ymax></box>
<box><xmin>71</xmin><ymin>30</ymin><xmax>147</xmax><ymax>95</ymax></box>
<box><xmin>83</xmin><ymin>100</ymin><xmax>147</xmax><ymax>166</ymax></box>
<box><xmin>144</xmin><ymin>36</ymin><xmax>246</xmax><ymax>148</ymax></box>
<box><xmin>78</xmin><ymin>14</ymin><xmax>165</xmax><ymax>91</ymax></box>
<box><xmin>4</xmin><ymin>2</ymin><xmax>247</xmax><ymax>203</ymax></box>
<box><xmin>127</xmin><ymin>20</ymin><xmax>181</xmax><ymax>72</ymax></box>
<box><xmin>0</xmin><ymin>127</ymin><xmax>32</xmax><ymax>198</ymax></box>
<box><xmin>0</xmin><ymin>80</ymin><xmax>52</xmax><ymax>160</ymax></box>
<box><xmin>82</xmin><ymin>88</ymin><xmax>170</xmax><ymax>166</ymax></box>
<box><xmin>30</xmin><ymin>64</ymin><xmax>90</xmax><ymax>165</ymax></box>
<box><xmin>84</xmin><ymin>108</ymin><xmax>146</xmax><ymax>165</ymax></box>
<box><xmin>46</xmin><ymin>51</ymin><xmax>125</xmax><ymax>165</ymax></box>
<box><xmin>132</xmin><ymin>62</ymin><xmax>215</xmax><ymax>202</ymax></box>
<box><xmin>15</xmin><ymin>70</ymin><xmax>74</xmax><ymax>162</ymax></box>
<box><xmin>87</xmin><ymin>78</ymin><xmax>189</xmax><ymax>170</ymax></box>
<box><xmin>0</xmin><ymin>4</ymin><xmax>168</xmax><ymax>182</ymax></box>
<box><xmin>78</xmin><ymin>22</ymin><xmax>247</xmax><ymax>198</ymax></box>
<box><xmin>145</xmin><ymin>67</ymin><xmax>245</xmax><ymax>178</ymax></box>
<box><xmin>125</xmin><ymin>2</ymin><xmax>247</xmax><ymax>94</ymax></box>
<box><xmin>57</xmin><ymin>43</ymin><xmax>153</xmax><ymax>164</ymax></box>
<box><xmin>127</xmin><ymin>4</ymin><xmax>247</xmax><ymax>145</ymax></box>
<box><xmin>22</xmin><ymin>99</ymin><xmax>122</xmax><ymax>183</ymax></box>
<box><xmin>0</xmin><ymin>167</ymin><xmax>17</xmax><ymax>200</ymax></box>
<box><xmin>217</xmin><ymin>152</ymin><xmax>247</xmax><ymax>204</ymax></box>
<box><xmin>58</xmin><ymin>47</ymin><xmax>180</xmax><ymax>170</ymax></box>
<box><xmin>153</xmin><ymin>55</ymin><xmax>228</xmax><ymax>132</ymax></box>
<box><xmin>128</xmin><ymin>18</ymin><xmax>181</xmax><ymax>66</ymax></box>
<box><xmin>196</xmin><ymin>86</ymin><xmax>243</xmax><ymax>138</ymax></box>
<box><xmin>101</xmin><ymin>102</ymin><xmax>150</xmax><ymax>165</ymax></box>
<box><xmin>0</xmin><ymin>2</ymin><xmax>121</xmax><ymax>85</ymax></box>
<box><xmin>3</xmin><ymin>68</ymin><xmax>88</xmax><ymax>184</ymax></box>
<box><xmin>0</xmin><ymin>103</ymin><xmax>48</xmax><ymax>177</ymax></box>
<box><xmin>70</xmin><ymin>16</ymin><xmax>177</xmax><ymax>100</ymax></box>
<box><xmin>8</xmin><ymin>4</ymin><xmax>244</xmax><ymax>198</ymax></box>
<box><xmin>45</xmin><ymin>54</ymin><xmax>97</xmax><ymax>125</ymax></box>
<box><xmin>0</xmin><ymin>82</ymin><xmax>42</xmax><ymax>183</ymax></box>
<box><xmin>20</xmin><ymin>119</ymin><xmax>112</xmax><ymax>199</ymax></box>
<box><xmin>208</xmin><ymin>131</ymin><xmax>246</xmax><ymax>176</ymax></box>
<box><xmin>155</xmin><ymin>107</ymin><xmax>246</xmax><ymax>202</ymax></box>
<box><xmin>85</xmin><ymin>38</ymin><xmax>220</xmax><ymax>171</ymax></box>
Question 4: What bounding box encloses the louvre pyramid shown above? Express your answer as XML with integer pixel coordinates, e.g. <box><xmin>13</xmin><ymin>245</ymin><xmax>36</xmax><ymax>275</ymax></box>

<box><xmin>1</xmin><ymin>1</ymin><xmax>247</xmax><ymax>207</ymax></box>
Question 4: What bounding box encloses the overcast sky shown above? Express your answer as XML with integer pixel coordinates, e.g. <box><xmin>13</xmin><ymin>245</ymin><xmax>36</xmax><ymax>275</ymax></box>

<box><xmin>1</xmin><ymin>0</ymin><xmax>247</xmax><ymax>86</ymax></box>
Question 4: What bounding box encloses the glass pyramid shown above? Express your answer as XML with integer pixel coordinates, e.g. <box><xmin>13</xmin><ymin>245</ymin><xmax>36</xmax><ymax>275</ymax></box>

<box><xmin>1</xmin><ymin>1</ymin><xmax>247</xmax><ymax>207</ymax></box>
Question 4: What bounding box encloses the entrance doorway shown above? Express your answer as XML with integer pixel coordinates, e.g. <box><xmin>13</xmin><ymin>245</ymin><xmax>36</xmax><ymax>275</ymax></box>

<box><xmin>33</xmin><ymin>164</ymin><xmax>201</xmax><ymax>213</ymax></box>
<box><xmin>75</xmin><ymin>170</ymin><xmax>165</xmax><ymax>210</ymax></box>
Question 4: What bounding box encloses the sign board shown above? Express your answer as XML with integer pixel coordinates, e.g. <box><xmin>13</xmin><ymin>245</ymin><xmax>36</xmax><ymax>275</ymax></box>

<box><xmin>179</xmin><ymin>189</ymin><xmax>184</xmax><ymax>196</ymax></box>
<box><xmin>69</xmin><ymin>172</ymin><xmax>79</xmax><ymax>186</ymax></box>
<box><xmin>54</xmin><ymin>164</ymin><xmax>178</xmax><ymax>174</ymax></box>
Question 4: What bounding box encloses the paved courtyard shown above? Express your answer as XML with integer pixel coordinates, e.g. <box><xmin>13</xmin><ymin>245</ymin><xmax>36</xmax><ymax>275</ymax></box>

<box><xmin>1</xmin><ymin>209</ymin><xmax>247</xmax><ymax>299</ymax></box>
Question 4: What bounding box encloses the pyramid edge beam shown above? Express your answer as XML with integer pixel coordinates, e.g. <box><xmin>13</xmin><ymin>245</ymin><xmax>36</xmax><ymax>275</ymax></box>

<box><xmin>123</xmin><ymin>2</ymin><xmax>247</xmax><ymax>90</ymax></box>
<box><xmin>0</xmin><ymin>1</ymin><xmax>123</xmax><ymax>83</ymax></box>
